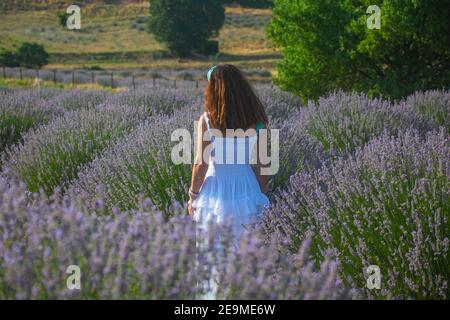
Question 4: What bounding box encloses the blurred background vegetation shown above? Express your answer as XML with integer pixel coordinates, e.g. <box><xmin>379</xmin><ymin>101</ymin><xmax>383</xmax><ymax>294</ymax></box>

<box><xmin>268</xmin><ymin>0</ymin><xmax>450</xmax><ymax>101</ymax></box>
<box><xmin>0</xmin><ymin>0</ymin><xmax>277</xmax><ymax>77</ymax></box>
<box><xmin>0</xmin><ymin>0</ymin><xmax>448</xmax><ymax>100</ymax></box>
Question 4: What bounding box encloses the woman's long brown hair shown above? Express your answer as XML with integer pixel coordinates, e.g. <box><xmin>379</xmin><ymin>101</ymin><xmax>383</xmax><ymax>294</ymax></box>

<box><xmin>204</xmin><ymin>64</ymin><xmax>268</xmax><ymax>134</ymax></box>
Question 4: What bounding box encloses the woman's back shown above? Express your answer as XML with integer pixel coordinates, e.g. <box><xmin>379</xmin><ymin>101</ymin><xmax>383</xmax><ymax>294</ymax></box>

<box><xmin>189</xmin><ymin>64</ymin><xmax>270</xmax><ymax>238</ymax></box>
<box><xmin>189</xmin><ymin>64</ymin><xmax>271</xmax><ymax>299</ymax></box>
<box><xmin>204</xmin><ymin>112</ymin><xmax>259</xmax><ymax>167</ymax></box>
<box><xmin>193</xmin><ymin>112</ymin><xmax>268</xmax><ymax>234</ymax></box>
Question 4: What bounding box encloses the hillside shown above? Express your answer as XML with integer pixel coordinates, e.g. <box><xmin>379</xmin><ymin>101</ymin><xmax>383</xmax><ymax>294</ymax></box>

<box><xmin>0</xmin><ymin>0</ymin><xmax>144</xmax><ymax>11</ymax></box>
<box><xmin>0</xmin><ymin>2</ymin><xmax>278</xmax><ymax>72</ymax></box>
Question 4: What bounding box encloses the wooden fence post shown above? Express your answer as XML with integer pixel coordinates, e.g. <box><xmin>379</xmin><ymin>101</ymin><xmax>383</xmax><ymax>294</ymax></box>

<box><xmin>19</xmin><ymin>67</ymin><xmax>23</xmax><ymax>80</ymax></box>
<box><xmin>2</xmin><ymin>66</ymin><xmax>5</xmax><ymax>78</ymax></box>
<box><xmin>132</xmin><ymin>74</ymin><xmax>136</xmax><ymax>92</ymax></box>
<box><xmin>110</xmin><ymin>73</ymin><xmax>114</xmax><ymax>88</ymax></box>
<box><xmin>91</xmin><ymin>72</ymin><xmax>95</xmax><ymax>85</ymax></box>
<box><xmin>152</xmin><ymin>76</ymin><xmax>155</xmax><ymax>87</ymax></box>
<box><xmin>53</xmin><ymin>70</ymin><xmax>56</xmax><ymax>83</ymax></box>
<box><xmin>72</xmin><ymin>71</ymin><xmax>75</xmax><ymax>87</ymax></box>
<box><xmin>195</xmin><ymin>80</ymin><xmax>198</xmax><ymax>88</ymax></box>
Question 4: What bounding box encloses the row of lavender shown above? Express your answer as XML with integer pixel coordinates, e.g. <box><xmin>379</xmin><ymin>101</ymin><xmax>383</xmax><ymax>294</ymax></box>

<box><xmin>1</xmin><ymin>176</ymin><xmax>355</xmax><ymax>299</ymax></box>
<box><xmin>0</xmin><ymin>85</ymin><xmax>448</xmax><ymax>299</ymax></box>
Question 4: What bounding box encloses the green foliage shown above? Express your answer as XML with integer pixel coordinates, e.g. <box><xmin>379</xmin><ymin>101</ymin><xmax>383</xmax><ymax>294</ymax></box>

<box><xmin>0</xmin><ymin>42</ymin><xmax>49</xmax><ymax>69</ymax></box>
<box><xmin>268</xmin><ymin>0</ymin><xmax>450</xmax><ymax>101</ymax></box>
<box><xmin>15</xmin><ymin>42</ymin><xmax>49</xmax><ymax>68</ymax></box>
<box><xmin>57</xmin><ymin>11</ymin><xmax>70</xmax><ymax>28</ymax></box>
<box><xmin>148</xmin><ymin>0</ymin><xmax>225</xmax><ymax>57</ymax></box>
<box><xmin>221</xmin><ymin>0</ymin><xmax>273</xmax><ymax>8</ymax></box>
<box><xmin>0</xmin><ymin>50</ymin><xmax>19</xmax><ymax>67</ymax></box>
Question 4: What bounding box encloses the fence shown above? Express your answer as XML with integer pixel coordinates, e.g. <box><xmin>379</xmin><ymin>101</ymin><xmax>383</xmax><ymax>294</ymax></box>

<box><xmin>0</xmin><ymin>66</ymin><xmax>213</xmax><ymax>91</ymax></box>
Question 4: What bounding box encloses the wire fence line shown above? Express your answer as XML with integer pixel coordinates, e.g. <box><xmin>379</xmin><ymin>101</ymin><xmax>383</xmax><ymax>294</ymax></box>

<box><xmin>0</xmin><ymin>66</ymin><xmax>213</xmax><ymax>90</ymax></box>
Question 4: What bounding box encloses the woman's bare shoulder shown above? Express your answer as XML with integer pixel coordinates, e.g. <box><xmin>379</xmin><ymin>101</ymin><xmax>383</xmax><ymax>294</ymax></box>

<box><xmin>197</xmin><ymin>113</ymin><xmax>208</xmax><ymax>132</ymax></box>
<box><xmin>198</xmin><ymin>113</ymin><xmax>207</xmax><ymax>125</ymax></box>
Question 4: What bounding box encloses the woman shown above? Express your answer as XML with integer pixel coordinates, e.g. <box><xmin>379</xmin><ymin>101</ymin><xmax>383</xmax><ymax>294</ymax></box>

<box><xmin>188</xmin><ymin>64</ymin><xmax>270</xmax><ymax>239</ymax></box>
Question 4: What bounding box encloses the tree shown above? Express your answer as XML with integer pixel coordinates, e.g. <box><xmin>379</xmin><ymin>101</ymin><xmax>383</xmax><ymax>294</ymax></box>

<box><xmin>57</xmin><ymin>11</ymin><xmax>70</xmax><ymax>28</ymax></box>
<box><xmin>0</xmin><ymin>50</ymin><xmax>19</xmax><ymax>67</ymax></box>
<box><xmin>148</xmin><ymin>0</ymin><xmax>225</xmax><ymax>57</ymax></box>
<box><xmin>221</xmin><ymin>0</ymin><xmax>273</xmax><ymax>8</ymax></box>
<box><xmin>16</xmin><ymin>42</ymin><xmax>49</xmax><ymax>68</ymax></box>
<box><xmin>268</xmin><ymin>0</ymin><xmax>450</xmax><ymax>101</ymax></box>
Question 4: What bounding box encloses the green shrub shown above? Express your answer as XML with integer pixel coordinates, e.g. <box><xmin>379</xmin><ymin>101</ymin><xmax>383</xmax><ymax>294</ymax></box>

<box><xmin>268</xmin><ymin>0</ymin><xmax>450</xmax><ymax>101</ymax></box>
<box><xmin>148</xmin><ymin>0</ymin><xmax>225</xmax><ymax>57</ymax></box>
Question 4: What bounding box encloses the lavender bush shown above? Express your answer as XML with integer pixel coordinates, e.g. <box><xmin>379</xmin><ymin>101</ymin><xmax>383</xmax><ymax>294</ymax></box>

<box><xmin>257</xmin><ymin>85</ymin><xmax>303</xmax><ymax>122</ymax></box>
<box><xmin>270</xmin><ymin>112</ymin><xmax>323</xmax><ymax>192</ymax></box>
<box><xmin>305</xmin><ymin>91</ymin><xmax>433</xmax><ymax>156</ymax></box>
<box><xmin>215</xmin><ymin>233</ymin><xmax>358</xmax><ymax>300</ymax></box>
<box><xmin>266</xmin><ymin>90</ymin><xmax>439</xmax><ymax>191</ymax></box>
<box><xmin>263</xmin><ymin>129</ymin><xmax>449</xmax><ymax>299</ymax></box>
<box><xmin>0</xmin><ymin>176</ymin><xmax>356</xmax><ymax>300</ymax></box>
<box><xmin>3</xmin><ymin>104</ymin><xmax>149</xmax><ymax>194</ymax></box>
<box><xmin>0</xmin><ymin>89</ymin><xmax>110</xmax><ymax>156</ymax></box>
<box><xmin>48</xmin><ymin>89</ymin><xmax>111</xmax><ymax>111</ymax></box>
<box><xmin>404</xmin><ymin>90</ymin><xmax>450</xmax><ymax>131</ymax></box>
<box><xmin>1</xmin><ymin>83</ymin><xmax>202</xmax><ymax>195</ymax></box>
<box><xmin>1</xmin><ymin>85</ymin><xmax>448</xmax><ymax>300</ymax></box>
<box><xmin>106</xmin><ymin>86</ymin><xmax>201</xmax><ymax>115</ymax></box>
<box><xmin>69</xmin><ymin>105</ymin><xmax>199</xmax><ymax>214</ymax></box>
<box><xmin>0</xmin><ymin>89</ymin><xmax>62</xmax><ymax>155</ymax></box>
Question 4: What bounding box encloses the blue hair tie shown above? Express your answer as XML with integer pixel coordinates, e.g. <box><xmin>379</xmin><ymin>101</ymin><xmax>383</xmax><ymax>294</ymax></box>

<box><xmin>207</xmin><ymin>65</ymin><xmax>218</xmax><ymax>81</ymax></box>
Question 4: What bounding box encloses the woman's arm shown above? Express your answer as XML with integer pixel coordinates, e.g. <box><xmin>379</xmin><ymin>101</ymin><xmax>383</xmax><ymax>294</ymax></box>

<box><xmin>188</xmin><ymin>115</ymin><xmax>210</xmax><ymax>216</ymax></box>
<box><xmin>254</xmin><ymin>123</ymin><xmax>271</xmax><ymax>195</ymax></box>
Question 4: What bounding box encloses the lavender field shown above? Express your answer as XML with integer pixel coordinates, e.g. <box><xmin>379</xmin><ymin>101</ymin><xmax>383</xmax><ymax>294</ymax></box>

<box><xmin>0</xmin><ymin>85</ymin><xmax>448</xmax><ymax>299</ymax></box>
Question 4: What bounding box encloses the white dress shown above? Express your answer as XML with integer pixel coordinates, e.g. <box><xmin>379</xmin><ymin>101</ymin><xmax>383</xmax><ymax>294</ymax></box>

<box><xmin>192</xmin><ymin>112</ymin><xmax>269</xmax><ymax>299</ymax></box>
<box><xmin>192</xmin><ymin>112</ymin><xmax>269</xmax><ymax>239</ymax></box>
